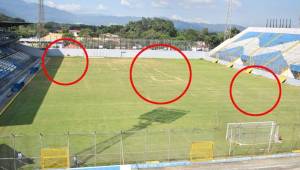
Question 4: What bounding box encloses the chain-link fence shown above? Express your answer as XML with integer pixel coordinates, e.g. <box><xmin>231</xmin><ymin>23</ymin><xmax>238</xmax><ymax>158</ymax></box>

<box><xmin>1</xmin><ymin>125</ymin><xmax>300</xmax><ymax>169</ymax></box>
<box><xmin>23</xmin><ymin>37</ymin><xmax>207</xmax><ymax>51</ymax></box>
<box><xmin>78</xmin><ymin>37</ymin><xmax>199</xmax><ymax>51</ymax></box>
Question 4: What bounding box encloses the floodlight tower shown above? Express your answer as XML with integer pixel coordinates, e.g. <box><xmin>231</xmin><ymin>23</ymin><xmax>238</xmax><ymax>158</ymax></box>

<box><xmin>37</xmin><ymin>0</ymin><xmax>45</xmax><ymax>44</ymax></box>
<box><xmin>224</xmin><ymin>0</ymin><xmax>233</xmax><ymax>41</ymax></box>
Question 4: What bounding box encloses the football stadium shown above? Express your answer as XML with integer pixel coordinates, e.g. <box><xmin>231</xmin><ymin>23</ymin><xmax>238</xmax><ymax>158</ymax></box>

<box><xmin>1</xmin><ymin>0</ymin><xmax>300</xmax><ymax>170</ymax></box>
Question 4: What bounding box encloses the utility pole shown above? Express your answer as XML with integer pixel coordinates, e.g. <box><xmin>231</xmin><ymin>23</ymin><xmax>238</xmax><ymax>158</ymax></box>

<box><xmin>37</xmin><ymin>0</ymin><xmax>45</xmax><ymax>46</ymax></box>
<box><xmin>224</xmin><ymin>0</ymin><xmax>233</xmax><ymax>41</ymax></box>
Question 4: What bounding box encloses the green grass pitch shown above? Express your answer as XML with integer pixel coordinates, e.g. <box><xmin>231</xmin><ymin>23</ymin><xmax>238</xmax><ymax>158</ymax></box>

<box><xmin>1</xmin><ymin>57</ymin><xmax>300</xmax><ymax>167</ymax></box>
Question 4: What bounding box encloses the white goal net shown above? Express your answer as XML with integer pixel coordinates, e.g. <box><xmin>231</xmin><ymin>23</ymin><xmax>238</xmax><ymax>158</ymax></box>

<box><xmin>226</xmin><ymin>121</ymin><xmax>280</xmax><ymax>154</ymax></box>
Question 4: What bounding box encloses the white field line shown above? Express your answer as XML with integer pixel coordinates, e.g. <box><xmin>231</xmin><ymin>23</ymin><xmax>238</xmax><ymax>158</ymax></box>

<box><xmin>150</xmin><ymin>76</ymin><xmax>183</xmax><ymax>82</ymax></box>
<box><xmin>153</xmin><ymin>68</ymin><xmax>184</xmax><ymax>82</ymax></box>
<box><xmin>189</xmin><ymin>91</ymin><xmax>196</xmax><ymax>96</ymax></box>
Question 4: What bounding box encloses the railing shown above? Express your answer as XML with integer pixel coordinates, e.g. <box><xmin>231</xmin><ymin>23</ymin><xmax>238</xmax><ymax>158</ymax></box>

<box><xmin>1</xmin><ymin>125</ymin><xmax>300</xmax><ymax>169</ymax></box>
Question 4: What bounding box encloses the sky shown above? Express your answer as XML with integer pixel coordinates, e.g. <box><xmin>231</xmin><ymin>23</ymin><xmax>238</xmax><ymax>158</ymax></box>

<box><xmin>24</xmin><ymin>0</ymin><xmax>300</xmax><ymax>27</ymax></box>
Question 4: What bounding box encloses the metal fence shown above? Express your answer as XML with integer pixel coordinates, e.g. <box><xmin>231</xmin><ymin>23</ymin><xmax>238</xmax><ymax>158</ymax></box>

<box><xmin>79</xmin><ymin>37</ymin><xmax>202</xmax><ymax>51</ymax></box>
<box><xmin>1</xmin><ymin>125</ymin><xmax>300</xmax><ymax>170</ymax></box>
<box><xmin>22</xmin><ymin>37</ymin><xmax>207</xmax><ymax>51</ymax></box>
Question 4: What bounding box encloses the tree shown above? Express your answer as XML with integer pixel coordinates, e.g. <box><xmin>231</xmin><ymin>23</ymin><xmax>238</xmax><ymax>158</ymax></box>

<box><xmin>62</xmin><ymin>32</ymin><xmax>75</xmax><ymax>39</ymax></box>
<box><xmin>79</xmin><ymin>28</ymin><xmax>93</xmax><ymax>37</ymax></box>
<box><xmin>205</xmin><ymin>32</ymin><xmax>224</xmax><ymax>48</ymax></box>
<box><xmin>45</xmin><ymin>22</ymin><xmax>62</xmax><ymax>32</ymax></box>
<box><xmin>230</xmin><ymin>27</ymin><xmax>240</xmax><ymax>37</ymax></box>
<box><xmin>180</xmin><ymin>29</ymin><xmax>199</xmax><ymax>41</ymax></box>
<box><xmin>15</xmin><ymin>25</ymin><xmax>37</xmax><ymax>38</ymax></box>
<box><xmin>121</xmin><ymin>18</ymin><xmax>177</xmax><ymax>39</ymax></box>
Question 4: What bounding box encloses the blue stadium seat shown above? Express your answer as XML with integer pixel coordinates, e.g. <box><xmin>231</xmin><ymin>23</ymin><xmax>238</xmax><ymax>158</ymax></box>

<box><xmin>290</xmin><ymin>64</ymin><xmax>300</xmax><ymax>79</ymax></box>
<box><xmin>235</xmin><ymin>32</ymin><xmax>300</xmax><ymax>48</ymax></box>
<box><xmin>217</xmin><ymin>46</ymin><xmax>244</xmax><ymax>62</ymax></box>
<box><xmin>0</xmin><ymin>46</ymin><xmax>16</xmax><ymax>57</ymax></box>
<box><xmin>291</xmin><ymin>64</ymin><xmax>300</xmax><ymax>73</ymax></box>
<box><xmin>266</xmin><ymin>34</ymin><xmax>300</xmax><ymax>47</ymax></box>
<box><xmin>0</xmin><ymin>46</ymin><xmax>37</xmax><ymax>80</ymax></box>
<box><xmin>0</xmin><ymin>60</ymin><xmax>16</xmax><ymax>79</ymax></box>
<box><xmin>258</xmin><ymin>33</ymin><xmax>280</xmax><ymax>47</ymax></box>
<box><xmin>241</xmin><ymin>51</ymin><xmax>289</xmax><ymax>74</ymax></box>
<box><xmin>235</xmin><ymin>32</ymin><xmax>261</xmax><ymax>42</ymax></box>
<box><xmin>212</xmin><ymin>28</ymin><xmax>300</xmax><ymax>80</ymax></box>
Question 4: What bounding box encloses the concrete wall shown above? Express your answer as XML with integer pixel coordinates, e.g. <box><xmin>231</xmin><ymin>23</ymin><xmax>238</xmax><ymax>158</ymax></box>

<box><xmin>13</xmin><ymin>44</ymin><xmax>300</xmax><ymax>86</ymax></box>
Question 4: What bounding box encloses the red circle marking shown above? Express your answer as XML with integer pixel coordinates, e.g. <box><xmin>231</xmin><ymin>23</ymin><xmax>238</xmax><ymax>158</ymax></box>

<box><xmin>41</xmin><ymin>38</ymin><xmax>89</xmax><ymax>86</ymax></box>
<box><xmin>129</xmin><ymin>44</ymin><xmax>192</xmax><ymax>105</ymax></box>
<box><xmin>229</xmin><ymin>65</ymin><xmax>282</xmax><ymax>117</ymax></box>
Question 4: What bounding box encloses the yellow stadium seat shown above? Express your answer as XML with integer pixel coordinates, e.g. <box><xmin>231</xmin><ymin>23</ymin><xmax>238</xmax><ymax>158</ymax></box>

<box><xmin>227</xmin><ymin>62</ymin><xmax>234</xmax><ymax>68</ymax></box>
<box><xmin>211</xmin><ymin>59</ymin><xmax>219</xmax><ymax>63</ymax></box>
<box><xmin>293</xmin><ymin>150</ymin><xmax>300</xmax><ymax>153</ymax></box>
<box><xmin>190</xmin><ymin>141</ymin><xmax>214</xmax><ymax>162</ymax></box>
<box><xmin>40</xmin><ymin>147</ymin><xmax>70</xmax><ymax>169</ymax></box>
<box><xmin>245</xmin><ymin>68</ymin><xmax>253</xmax><ymax>74</ymax></box>
<box><xmin>278</xmin><ymin>75</ymin><xmax>287</xmax><ymax>83</ymax></box>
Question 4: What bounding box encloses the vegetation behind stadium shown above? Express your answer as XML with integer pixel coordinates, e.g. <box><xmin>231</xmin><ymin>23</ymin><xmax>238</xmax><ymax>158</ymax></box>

<box><xmin>0</xmin><ymin>13</ymin><xmax>240</xmax><ymax>48</ymax></box>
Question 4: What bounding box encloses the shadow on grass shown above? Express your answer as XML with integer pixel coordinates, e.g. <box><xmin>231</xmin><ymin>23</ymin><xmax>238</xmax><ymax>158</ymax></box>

<box><xmin>0</xmin><ymin>56</ymin><xmax>63</xmax><ymax>126</ymax></box>
<box><xmin>74</xmin><ymin>107</ymin><xmax>188</xmax><ymax>166</ymax></box>
<box><xmin>0</xmin><ymin>144</ymin><xmax>34</xmax><ymax>169</ymax></box>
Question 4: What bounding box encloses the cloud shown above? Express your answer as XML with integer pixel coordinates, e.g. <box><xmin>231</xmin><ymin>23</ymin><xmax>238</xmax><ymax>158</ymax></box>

<box><xmin>97</xmin><ymin>4</ymin><xmax>107</xmax><ymax>10</ymax></box>
<box><xmin>120</xmin><ymin>0</ymin><xmax>131</xmax><ymax>6</ymax></box>
<box><xmin>224</xmin><ymin>0</ymin><xmax>242</xmax><ymax>7</ymax></box>
<box><xmin>152</xmin><ymin>0</ymin><xmax>169</xmax><ymax>8</ymax></box>
<box><xmin>231</xmin><ymin>0</ymin><xmax>242</xmax><ymax>7</ymax></box>
<box><xmin>171</xmin><ymin>14</ymin><xmax>209</xmax><ymax>23</ymax></box>
<box><xmin>180</xmin><ymin>0</ymin><xmax>216</xmax><ymax>8</ymax></box>
<box><xmin>151</xmin><ymin>0</ymin><xmax>215</xmax><ymax>8</ymax></box>
<box><xmin>183</xmin><ymin>0</ymin><xmax>215</xmax><ymax>5</ymax></box>
<box><xmin>120</xmin><ymin>0</ymin><xmax>142</xmax><ymax>8</ymax></box>
<box><xmin>46</xmin><ymin>1</ymin><xmax>81</xmax><ymax>12</ymax></box>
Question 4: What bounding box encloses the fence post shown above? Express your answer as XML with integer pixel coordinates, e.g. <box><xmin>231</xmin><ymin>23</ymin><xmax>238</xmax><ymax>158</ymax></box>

<box><xmin>144</xmin><ymin>130</ymin><xmax>147</xmax><ymax>162</ymax></box>
<box><xmin>120</xmin><ymin>131</ymin><xmax>124</xmax><ymax>165</ymax></box>
<box><xmin>66</xmin><ymin>131</ymin><xmax>70</xmax><ymax>168</ymax></box>
<box><xmin>94</xmin><ymin>131</ymin><xmax>97</xmax><ymax>166</ymax></box>
<box><xmin>67</xmin><ymin>131</ymin><xmax>70</xmax><ymax>151</ymax></box>
<box><xmin>168</xmin><ymin>129</ymin><xmax>171</xmax><ymax>161</ymax></box>
<box><xmin>39</xmin><ymin>133</ymin><xmax>43</xmax><ymax>148</ymax></box>
<box><xmin>11</xmin><ymin>133</ymin><xmax>16</xmax><ymax>170</ymax></box>
<box><xmin>39</xmin><ymin>133</ymin><xmax>43</xmax><ymax>169</ymax></box>
<box><xmin>290</xmin><ymin>124</ymin><xmax>296</xmax><ymax>152</ymax></box>
<box><xmin>215</xmin><ymin>111</ymin><xmax>220</xmax><ymax>129</ymax></box>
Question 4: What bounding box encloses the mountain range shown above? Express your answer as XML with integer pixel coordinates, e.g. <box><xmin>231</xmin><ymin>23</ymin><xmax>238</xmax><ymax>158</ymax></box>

<box><xmin>0</xmin><ymin>0</ymin><xmax>244</xmax><ymax>32</ymax></box>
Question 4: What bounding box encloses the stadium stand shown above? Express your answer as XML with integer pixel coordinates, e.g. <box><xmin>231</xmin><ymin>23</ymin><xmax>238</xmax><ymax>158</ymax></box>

<box><xmin>210</xmin><ymin>27</ymin><xmax>300</xmax><ymax>83</ymax></box>
<box><xmin>0</xmin><ymin>22</ymin><xmax>40</xmax><ymax>111</ymax></box>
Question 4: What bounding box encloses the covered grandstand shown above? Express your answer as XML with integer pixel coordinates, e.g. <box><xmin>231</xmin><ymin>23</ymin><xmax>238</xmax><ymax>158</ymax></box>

<box><xmin>0</xmin><ymin>22</ymin><xmax>40</xmax><ymax>111</ymax></box>
<box><xmin>210</xmin><ymin>27</ymin><xmax>300</xmax><ymax>84</ymax></box>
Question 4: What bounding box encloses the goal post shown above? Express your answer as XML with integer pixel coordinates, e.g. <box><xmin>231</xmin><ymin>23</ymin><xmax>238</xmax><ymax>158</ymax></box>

<box><xmin>226</xmin><ymin>121</ymin><xmax>280</xmax><ymax>155</ymax></box>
